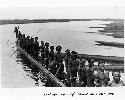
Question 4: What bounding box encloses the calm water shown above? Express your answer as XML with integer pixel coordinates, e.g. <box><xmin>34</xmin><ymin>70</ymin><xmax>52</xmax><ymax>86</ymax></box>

<box><xmin>1</xmin><ymin>20</ymin><xmax>124</xmax><ymax>87</ymax></box>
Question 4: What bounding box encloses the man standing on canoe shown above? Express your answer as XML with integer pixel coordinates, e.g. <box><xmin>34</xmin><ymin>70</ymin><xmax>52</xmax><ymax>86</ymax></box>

<box><xmin>25</xmin><ymin>35</ymin><xmax>30</xmax><ymax>53</ymax></box>
<box><xmin>44</xmin><ymin>42</ymin><xmax>50</xmax><ymax>69</ymax></box>
<box><xmin>49</xmin><ymin>46</ymin><xmax>55</xmax><ymax>62</ymax></box>
<box><xmin>108</xmin><ymin>70</ymin><xmax>125</xmax><ymax>87</ymax></box>
<box><xmin>39</xmin><ymin>41</ymin><xmax>45</xmax><ymax>65</ymax></box>
<box><xmin>78</xmin><ymin>59</ymin><xmax>87</xmax><ymax>87</ymax></box>
<box><xmin>20</xmin><ymin>34</ymin><xmax>26</xmax><ymax>50</ymax></box>
<box><xmin>14</xmin><ymin>27</ymin><xmax>19</xmax><ymax>39</ymax></box>
<box><xmin>54</xmin><ymin>45</ymin><xmax>64</xmax><ymax>81</ymax></box>
<box><xmin>97</xmin><ymin>62</ymin><xmax>110</xmax><ymax>87</ymax></box>
<box><xmin>33</xmin><ymin>37</ymin><xmax>40</xmax><ymax>60</ymax></box>
<box><xmin>68</xmin><ymin>51</ymin><xmax>79</xmax><ymax>87</ymax></box>
<box><xmin>40</xmin><ymin>41</ymin><xmax>45</xmax><ymax>56</ymax></box>
<box><xmin>64</xmin><ymin>49</ymin><xmax>71</xmax><ymax>86</ymax></box>
<box><xmin>64</xmin><ymin>49</ymin><xmax>71</xmax><ymax>74</ymax></box>
<box><xmin>49</xmin><ymin>46</ymin><xmax>56</xmax><ymax>74</ymax></box>
<box><xmin>86</xmin><ymin>59</ymin><xmax>95</xmax><ymax>87</ymax></box>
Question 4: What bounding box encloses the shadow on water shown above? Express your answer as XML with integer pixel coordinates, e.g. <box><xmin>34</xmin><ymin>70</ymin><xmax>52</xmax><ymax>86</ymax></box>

<box><xmin>15</xmin><ymin>51</ymin><xmax>55</xmax><ymax>87</ymax></box>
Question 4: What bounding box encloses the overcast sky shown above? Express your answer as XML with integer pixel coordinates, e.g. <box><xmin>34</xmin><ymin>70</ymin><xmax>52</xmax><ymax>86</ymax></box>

<box><xmin>0</xmin><ymin>0</ymin><xmax>125</xmax><ymax>19</ymax></box>
<box><xmin>0</xmin><ymin>7</ymin><xmax>125</xmax><ymax>19</ymax></box>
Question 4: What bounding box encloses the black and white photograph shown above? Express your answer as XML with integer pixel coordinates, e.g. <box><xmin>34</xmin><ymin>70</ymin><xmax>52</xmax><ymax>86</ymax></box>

<box><xmin>0</xmin><ymin>0</ymin><xmax>125</xmax><ymax>99</ymax></box>
<box><xmin>1</xmin><ymin>7</ymin><xmax>124</xmax><ymax>88</ymax></box>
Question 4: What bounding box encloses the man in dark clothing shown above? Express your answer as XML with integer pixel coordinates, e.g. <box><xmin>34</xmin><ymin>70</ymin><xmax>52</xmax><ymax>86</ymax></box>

<box><xmin>78</xmin><ymin>59</ymin><xmax>87</xmax><ymax>87</ymax></box>
<box><xmin>30</xmin><ymin>38</ymin><xmax>35</xmax><ymax>56</ymax></box>
<box><xmin>20</xmin><ymin>34</ymin><xmax>26</xmax><ymax>50</ymax></box>
<box><xmin>39</xmin><ymin>41</ymin><xmax>45</xmax><ymax>64</ymax></box>
<box><xmin>44</xmin><ymin>43</ymin><xmax>49</xmax><ymax>58</ymax></box>
<box><xmin>33</xmin><ymin>37</ymin><xmax>40</xmax><ymax>59</ymax></box>
<box><xmin>14</xmin><ymin>27</ymin><xmax>19</xmax><ymax>38</ymax></box>
<box><xmin>96</xmin><ymin>62</ymin><xmax>110</xmax><ymax>87</ymax></box>
<box><xmin>64</xmin><ymin>49</ymin><xmax>71</xmax><ymax>86</ymax></box>
<box><xmin>40</xmin><ymin>41</ymin><xmax>45</xmax><ymax>57</ymax></box>
<box><xmin>49</xmin><ymin>46</ymin><xmax>56</xmax><ymax>74</ymax></box>
<box><xmin>17</xmin><ymin>31</ymin><xmax>22</xmax><ymax>44</ymax></box>
<box><xmin>49</xmin><ymin>46</ymin><xmax>55</xmax><ymax>62</ymax></box>
<box><xmin>64</xmin><ymin>49</ymin><xmax>71</xmax><ymax>74</ymax></box>
<box><xmin>68</xmin><ymin>51</ymin><xmax>79</xmax><ymax>87</ymax></box>
<box><xmin>54</xmin><ymin>45</ymin><xmax>64</xmax><ymax>80</ymax></box>
<box><xmin>25</xmin><ymin>36</ymin><xmax>30</xmax><ymax>53</ymax></box>
<box><xmin>86</xmin><ymin>59</ymin><xmax>95</xmax><ymax>87</ymax></box>
<box><xmin>44</xmin><ymin>42</ymin><xmax>50</xmax><ymax>69</ymax></box>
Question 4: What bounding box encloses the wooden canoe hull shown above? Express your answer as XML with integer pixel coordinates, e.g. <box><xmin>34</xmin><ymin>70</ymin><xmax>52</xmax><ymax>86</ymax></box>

<box><xmin>77</xmin><ymin>53</ymin><xmax>124</xmax><ymax>64</ymax></box>
<box><xmin>17</xmin><ymin>45</ymin><xmax>66</xmax><ymax>87</ymax></box>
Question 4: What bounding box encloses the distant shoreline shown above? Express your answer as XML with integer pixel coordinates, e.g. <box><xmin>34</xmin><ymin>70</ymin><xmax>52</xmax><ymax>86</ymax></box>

<box><xmin>0</xmin><ymin>19</ymin><xmax>123</xmax><ymax>25</ymax></box>
<box><xmin>0</xmin><ymin>19</ymin><xmax>70</xmax><ymax>25</ymax></box>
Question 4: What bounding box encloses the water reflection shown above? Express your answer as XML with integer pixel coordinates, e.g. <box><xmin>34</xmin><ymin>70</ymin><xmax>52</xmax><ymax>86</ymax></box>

<box><xmin>16</xmin><ymin>51</ymin><xmax>55</xmax><ymax>87</ymax></box>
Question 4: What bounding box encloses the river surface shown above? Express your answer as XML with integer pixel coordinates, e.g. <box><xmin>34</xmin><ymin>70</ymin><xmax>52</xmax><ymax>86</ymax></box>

<box><xmin>0</xmin><ymin>20</ymin><xmax>124</xmax><ymax>87</ymax></box>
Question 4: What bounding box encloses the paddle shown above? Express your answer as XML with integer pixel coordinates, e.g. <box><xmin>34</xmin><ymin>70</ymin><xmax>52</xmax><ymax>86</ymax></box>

<box><xmin>31</xmin><ymin>28</ymin><xmax>42</xmax><ymax>38</ymax></box>
<box><xmin>6</xmin><ymin>32</ymin><xmax>15</xmax><ymax>44</ymax></box>
<box><xmin>10</xmin><ymin>49</ymin><xmax>18</xmax><ymax>57</ymax></box>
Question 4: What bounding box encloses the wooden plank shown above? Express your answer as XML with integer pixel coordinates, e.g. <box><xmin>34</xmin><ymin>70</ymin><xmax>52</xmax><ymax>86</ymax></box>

<box><xmin>17</xmin><ymin>45</ymin><xmax>66</xmax><ymax>87</ymax></box>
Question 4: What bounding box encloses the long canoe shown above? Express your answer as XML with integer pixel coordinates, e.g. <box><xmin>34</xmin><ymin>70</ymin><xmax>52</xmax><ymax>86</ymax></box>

<box><xmin>16</xmin><ymin>44</ymin><xmax>124</xmax><ymax>87</ymax></box>
<box><xmin>93</xmin><ymin>65</ymin><xmax>124</xmax><ymax>71</ymax></box>
<box><xmin>77</xmin><ymin>53</ymin><xmax>124</xmax><ymax>64</ymax></box>
<box><xmin>16</xmin><ymin>44</ymin><xmax>66</xmax><ymax>87</ymax></box>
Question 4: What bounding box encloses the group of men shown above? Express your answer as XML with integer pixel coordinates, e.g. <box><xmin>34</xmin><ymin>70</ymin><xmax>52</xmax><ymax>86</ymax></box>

<box><xmin>14</xmin><ymin>27</ymin><xmax>125</xmax><ymax>87</ymax></box>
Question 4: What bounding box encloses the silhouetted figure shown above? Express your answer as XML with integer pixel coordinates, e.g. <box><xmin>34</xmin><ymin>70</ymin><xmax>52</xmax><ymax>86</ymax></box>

<box><xmin>14</xmin><ymin>27</ymin><xmax>19</xmax><ymax>38</ymax></box>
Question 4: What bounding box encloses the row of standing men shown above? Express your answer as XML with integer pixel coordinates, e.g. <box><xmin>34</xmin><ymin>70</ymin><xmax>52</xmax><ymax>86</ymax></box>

<box><xmin>14</xmin><ymin>27</ymin><xmax>125</xmax><ymax>87</ymax></box>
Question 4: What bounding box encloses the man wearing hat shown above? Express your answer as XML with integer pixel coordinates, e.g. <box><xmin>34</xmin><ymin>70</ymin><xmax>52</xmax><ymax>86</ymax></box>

<box><xmin>49</xmin><ymin>46</ymin><xmax>55</xmax><ymax>62</ymax></box>
<box><xmin>30</xmin><ymin>37</ymin><xmax>35</xmax><ymax>57</ymax></box>
<box><xmin>33</xmin><ymin>37</ymin><xmax>40</xmax><ymax>59</ymax></box>
<box><xmin>78</xmin><ymin>59</ymin><xmax>87</xmax><ymax>87</ymax></box>
<box><xmin>40</xmin><ymin>41</ymin><xmax>45</xmax><ymax>56</ymax></box>
<box><xmin>64</xmin><ymin>49</ymin><xmax>71</xmax><ymax>74</ymax></box>
<box><xmin>44</xmin><ymin>42</ymin><xmax>50</xmax><ymax>69</ymax></box>
<box><xmin>48</xmin><ymin>46</ymin><xmax>56</xmax><ymax>74</ymax></box>
<box><xmin>20</xmin><ymin>34</ymin><xmax>26</xmax><ymax>50</ymax></box>
<box><xmin>25</xmin><ymin>35</ymin><xmax>30</xmax><ymax>53</ymax></box>
<box><xmin>68</xmin><ymin>51</ymin><xmax>79</xmax><ymax>86</ymax></box>
<box><xmin>54</xmin><ymin>45</ymin><xmax>64</xmax><ymax>80</ymax></box>
<box><xmin>64</xmin><ymin>49</ymin><xmax>71</xmax><ymax>86</ymax></box>
<box><xmin>97</xmin><ymin>62</ymin><xmax>110</xmax><ymax>87</ymax></box>
<box><xmin>86</xmin><ymin>58</ymin><xmax>95</xmax><ymax>87</ymax></box>
<box><xmin>40</xmin><ymin>41</ymin><xmax>45</xmax><ymax>63</ymax></box>
<box><xmin>14</xmin><ymin>27</ymin><xmax>19</xmax><ymax>39</ymax></box>
<box><xmin>108</xmin><ymin>70</ymin><xmax>125</xmax><ymax>87</ymax></box>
